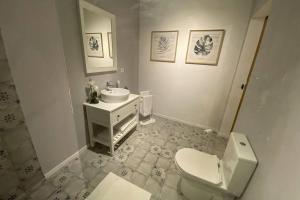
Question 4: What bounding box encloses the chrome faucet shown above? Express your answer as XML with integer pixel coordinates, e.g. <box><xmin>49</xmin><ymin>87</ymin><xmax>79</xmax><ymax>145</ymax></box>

<box><xmin>106</xmin><ymin>81</ymin><xmax>115</xmax><ymax>91</ymax></box>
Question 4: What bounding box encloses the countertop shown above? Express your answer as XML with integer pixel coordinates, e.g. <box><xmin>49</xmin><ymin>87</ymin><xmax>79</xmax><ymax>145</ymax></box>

<box><xmin>83</xmin><ymin>94</ymin><xmax>139</xmax><ymax>112</ymax></box>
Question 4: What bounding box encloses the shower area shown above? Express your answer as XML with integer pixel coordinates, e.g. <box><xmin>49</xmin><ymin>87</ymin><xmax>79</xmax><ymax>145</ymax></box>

<box><xmin>0</xmin><ymin>31</ymin><xmax>44</xmax><ymax>199</ymax></box>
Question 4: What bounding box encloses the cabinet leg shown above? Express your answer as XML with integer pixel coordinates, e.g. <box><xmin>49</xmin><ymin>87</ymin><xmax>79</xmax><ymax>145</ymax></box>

<box><xmin>91</xmin><ymin>141</ymin><xmax>95</xmax><ymax>147</ymax></box>
<box><xmin>88</xmin><ymin>122</ymin><xmax>94</xmax><ymax>148</ymax></box>
<box><xmin>110</xmin><ymin>145</ymin><xmax>114</xmax><ymax>155</ymax></box>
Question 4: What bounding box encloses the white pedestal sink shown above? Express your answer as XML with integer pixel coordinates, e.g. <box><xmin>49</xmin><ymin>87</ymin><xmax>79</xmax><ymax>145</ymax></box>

<box><xmin>100</xmin><ymin>88</ymin><xmax>130</xmax><ymax>103</ymax></box>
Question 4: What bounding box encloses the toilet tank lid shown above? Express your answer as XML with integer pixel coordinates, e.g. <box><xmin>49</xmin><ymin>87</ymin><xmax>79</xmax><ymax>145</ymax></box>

<box><xmin>231</xmin><ymin>132</ymin><xmax>257</xmax><ymax>163</ymax></box>
<box><xmin>175</xmin><ymin>148</ymin><xmax>221</xmax><ymax>185</ymax></box>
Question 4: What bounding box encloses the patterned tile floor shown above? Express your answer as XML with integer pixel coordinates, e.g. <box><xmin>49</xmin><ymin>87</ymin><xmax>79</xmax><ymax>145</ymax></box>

<box><xmin>13</xmin><ymin>116</ymin><xmax>228</xmax><ymax>200</ymax></box>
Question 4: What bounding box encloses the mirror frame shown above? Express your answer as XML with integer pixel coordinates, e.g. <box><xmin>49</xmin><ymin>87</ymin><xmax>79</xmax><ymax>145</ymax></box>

<box><xmin>78</xmin><ymin>0</ymin><xmax>118</xmax><ymax>74</ymax></box>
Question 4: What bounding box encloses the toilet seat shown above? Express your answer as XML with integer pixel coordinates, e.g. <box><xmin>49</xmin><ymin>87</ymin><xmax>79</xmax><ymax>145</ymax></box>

<box><xmin>175</xmin><ymin>148</ymin><xmax>222</xmax><ymax>186</ymax></box>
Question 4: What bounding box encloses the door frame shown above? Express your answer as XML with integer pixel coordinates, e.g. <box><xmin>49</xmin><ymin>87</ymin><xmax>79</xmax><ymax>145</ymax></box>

<box><xmin>219</xmin><ymin>1</ymin><xmax>272</xmax><ymax>137</ymax></box>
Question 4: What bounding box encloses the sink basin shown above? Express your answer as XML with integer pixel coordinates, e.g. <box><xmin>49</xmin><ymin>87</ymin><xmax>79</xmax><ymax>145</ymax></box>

<box><xmin>100</xmin><ymin>88</ymin><xmax>130</xmax><ymax>103</ymax></box>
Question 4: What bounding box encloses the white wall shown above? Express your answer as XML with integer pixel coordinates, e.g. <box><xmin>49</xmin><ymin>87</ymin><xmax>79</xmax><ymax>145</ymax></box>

<box><xmin>139</xmin><ymin>0</ymin><xmax>253</xmax><ymax>130</ymax></box>
<box><xmin>235</xmin><ymin>0</ymin><xmax>300</xmax><ymax>199</ymax></box>
<box><xmin>0</xmin><ymin>0</ymin><xmax>79</xmax><ymax>174</ymax></box>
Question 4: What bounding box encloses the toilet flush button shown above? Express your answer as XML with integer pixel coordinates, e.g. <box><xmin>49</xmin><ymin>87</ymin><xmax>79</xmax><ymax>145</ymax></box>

<box><xmin>240</xmin><ymin>141</ymin><xmax>246</xmax><ymax>146</ymax></box>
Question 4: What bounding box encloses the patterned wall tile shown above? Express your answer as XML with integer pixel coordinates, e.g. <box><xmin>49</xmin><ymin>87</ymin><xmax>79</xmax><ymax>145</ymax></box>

<box><xmin>10</xmin><ymin>141</ymin><xmax>35</xmax><ymax>165</ymax></box>
<box><xmin>21</xmin><ymin>170</ymin><xmax>44</xmax><ymax>190</ymax></box>
<box><xmin>2</xmin><ymin>125</ymin><xmax>30</xmax><ymax>152</ymax></box>
<box><xmin>16</xmin><ymin>158</ymin><xmax>41</xmax><ymax>181</ymax></box>
<box><xmin>0</xmin><ymin>171</ymin><xmax>20</xmax><ymax>195</ymax></box>
<box><xmin>0</xmin><ymin>32</ymin><xmax>43</xmax><ymax>198</ymax></box>
<box><xmin>0</xmin><ymin>157</ymin><xmax>12</xmax><ymax>175</ymax></box>
<box><xmin>0</xmin><ymin>105</ymin><xmax>24</xmax><ymax>130</ymax></box>
<box><xmin>0</xmin><ymin>60</ymin><xmax>12</xmax><ymax>83</ymax></box>
<box><xmin>0</xmin><ymin>82</ymin><xmax>19</xmax><ymax>109</ymax></box>
<box><xmin>0</xmin><ymin>34</ymin><xmax>6</xmax><ymax>60</ymax></box>
<box><xmin>0</xmin><ymin>186</ymin><xmax>27</xmax><ymax>200</ymax></box>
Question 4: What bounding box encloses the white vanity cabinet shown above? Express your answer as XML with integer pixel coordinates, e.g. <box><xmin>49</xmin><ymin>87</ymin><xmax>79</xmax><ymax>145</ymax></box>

<box><xmin>83</xmin><ymin>94</ymin><xmax>139</xmax><ymax>155</ymax></box>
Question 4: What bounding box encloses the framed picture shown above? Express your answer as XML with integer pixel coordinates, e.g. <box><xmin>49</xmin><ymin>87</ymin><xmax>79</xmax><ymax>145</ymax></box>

<box><xmin>150</xmin><ymin>30</ymin><xmax>179</xmax><ymax>63</ymax></box>
<box><xmin>186</xmin><ymin>29</ymin><xmax>225</xmax><ymax>65</ymax></box>
<box><xmin>107</xmin><ymin>32</ymin><xmax>113</xmax><ymax>58</ymax></box>
<box><xmin>85</xmin><ymin>33</ymin><xmax>104</xmax><ymax>58</ymax></box>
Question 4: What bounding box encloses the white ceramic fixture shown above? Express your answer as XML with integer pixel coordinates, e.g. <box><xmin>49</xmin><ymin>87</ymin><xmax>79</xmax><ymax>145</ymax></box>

<box><xmin>175</xmin><ymin>132</ymin><xmax>257</xmax><ymax>200</ymax></box>
<box><xmin>101</xmin><ymin>88</ymin><xmax>130</xmax><ymax>103</ymax></box>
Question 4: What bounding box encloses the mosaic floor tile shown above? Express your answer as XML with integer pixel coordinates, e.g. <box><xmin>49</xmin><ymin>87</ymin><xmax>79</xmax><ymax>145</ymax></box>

<box><xmin>47</xmin><ymin>189</ymin><xmax>70</xmax><ymax>200</ymax></box>
<box><xmin>144</xmin><ymin>153</ymin><xmax>158</xmax><ymax>165</ymax></box>
<box><xmin>116</xmin><ymin>166</ymin><xmax>133</xmax><ymax>181</ymax></box>
<box><xmin>0</xmin><ymin>171</ymin><xmax>20</xmax><ymax>195</ymax></box>
<box><xmin>151</xmin><ymin>167</ymin><xmax>166</xmax><ymax>184</ymax></box>
<box><xmin>52</xmin><ymin>171</ymin><xmax>73</xmax><ymax>187</ymax></box>
<box><xmin>165</xmin><ymin>170</ymin><xmax>180</xmax><ymax>189</ymax></box>
<box><xmin>164</xmin><ymin>142</ymin><xmax>177</xmax><ymax>152</ymax></box>
<box><xmin>75</xmin><ymin>188</ymin><xmax>92</xmax><ymax>200</ymax></box>
<box><xmin>88</xmin><ymin>171</ymin><xmax>107</xmax><ymax>188</ymax></box>
<box><xmin>30</xmin><ymin>182</ymin><xmax>56</xmax><ymax>200</ymax></box>
<box><xmin>121</xmin><ymin>144</ymin><xmax>135</xmax><ymax>154</ymax></box>
<box><xmin>102</xmin><ymin>160</ymin><xmax>121</xmax><ymax>174</ymax></box>
<box><xmin>113</xmin><ymin>152</ymin><xmax>128</xmax><ymax>163</ymax></box>
<box><xmin>124</xmin><ymin>155</ymin><xmax>142</xmax><ymax>169</ymax></box>
<box><xmin>68</xmin><ymin>158</ymin><xmax>84</xmax><ymax>174</ymax></box>
<box><xmin>150</xmin><ymin>145</ymin><xmax>161</xmax><ymax>155</ymax></box>
<box><xmin>156</xmin><ymin>157</ymin><xmax>171</xmax><ymax>170</ymax></box>
<box><xmin>153</xmin><ymin>137</ymin><xmax>165</xmax><ymax>146</ymax></box>
<box><xmin>136</xmin><ymin>132</ymin><xmax>146</xmax><ymax>138</ymax></box>
<box><xmin>89</xmin><ymin>157</ymin><xmax>108</xmax><ymax>169</ymax></box>
<box><xmin>131</xmin><ymin>171</ymin><xmax>147</xmax><ymax>187</ymax></box>
<box><xmin>0</xmin><ymin>187</ymin><xmax>27</xmax><ymax>200</ymax></box>
<box><xmin>169</xmin><ymin>135</ymin><xmax>179</xmax><ymax>143</ymax></box>
<box><xmin>161</xmin><ymin>149</ymin><xmax>173</xmax><ymax>159</ymax></box>
<box><xmin>64</xmin><ymin>177</ymin><xmax>86</xmax><ymax>198</ymax></box>
<box><xmin>82</xmin><ymin>167</ymin><xmax>101</xmax><ymax>181</ymax></box>
<box><xmin>20</xmin><ymin>115</ymin><xmax>227</xmax><ymax>200</ymax></box>
<box><xmin>139</xmin><ymin>141</ymin><xmax>151</xmax><ymax>150</ymax></box>
<box><xmin>161</xmin><ymin>185</ymin><xmax>183</xmax><ymax>200</ymax></box>
<box><xmin>131</xmin><ymin>147</ymin><xmax>147</xmax><ymax>159</ymax></box>
<box><xmin>144</xmin><ymin>177</ymin><xmax>162</xmax><ymax>196</ymax></box>
<box><xmin>150</xmin><ymin>130</ymin><xmax>159</xmax><ymax>137</ymax></box>
<box><xmin>137</xmin><ymin>162</ymin><xmax>153</xmax><ymax>176</ymax></box>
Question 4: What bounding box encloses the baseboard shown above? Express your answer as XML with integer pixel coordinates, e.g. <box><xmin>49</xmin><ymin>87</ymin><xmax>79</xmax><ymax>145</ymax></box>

<box><xmin>217</xmin><ymin>131</ymin><xmax>230</xmax><ymax>138</ymax></box>
<box><xmin>153</xmin><ymin>112</ymin><xmax>216</xmax><ymax>131</ymax></box>
<box><xmin>44</xmin><ymin>145</ymin><xmax>87</xmax><ymax>179</ymax></box>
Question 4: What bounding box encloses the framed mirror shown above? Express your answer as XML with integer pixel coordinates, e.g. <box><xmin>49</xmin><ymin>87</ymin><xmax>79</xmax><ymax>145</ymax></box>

<box><xmin>79</xmin><ymin>0</ymin><xmax>118</xmax><ymax>74</ymax></box>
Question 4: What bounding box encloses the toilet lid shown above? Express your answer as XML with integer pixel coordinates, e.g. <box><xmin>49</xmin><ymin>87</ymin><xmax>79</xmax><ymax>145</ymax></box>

<box><xmin>175</xmin><ymin>148</ymin><xmax>221</xmax><ymax>185</ymax></box>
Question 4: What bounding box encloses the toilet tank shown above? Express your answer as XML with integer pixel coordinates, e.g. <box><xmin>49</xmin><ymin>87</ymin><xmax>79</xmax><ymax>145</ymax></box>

<box><xmin>221</xmin><ymin>132</ymin><xmax>257</xmax><ymax>197</ymax></box>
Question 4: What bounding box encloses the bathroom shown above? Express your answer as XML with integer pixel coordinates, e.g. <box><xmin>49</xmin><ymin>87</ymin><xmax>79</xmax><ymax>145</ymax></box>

<box><xmin>1</xmin><ymin>0</ymin><xmax>300</xmax><ymax>199</ymax></box>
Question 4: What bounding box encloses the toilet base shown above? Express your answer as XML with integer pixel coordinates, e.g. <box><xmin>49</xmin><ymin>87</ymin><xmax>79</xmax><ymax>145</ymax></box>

<box><xmin>179</xmin><ymin>177</ymin><xmax>234</xmax><ymax>200</ymax></box>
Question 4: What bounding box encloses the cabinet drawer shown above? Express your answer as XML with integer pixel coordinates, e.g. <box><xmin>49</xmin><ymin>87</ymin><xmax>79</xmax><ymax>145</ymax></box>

<box><xmin>111</xmin><ymin>99</ymin><xmax>138</xmax><ymax>125</ymax></box>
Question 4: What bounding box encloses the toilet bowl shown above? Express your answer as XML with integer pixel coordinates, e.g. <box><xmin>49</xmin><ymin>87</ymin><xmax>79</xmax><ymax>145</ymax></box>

<box><xmin>175</xmin><ymin>132</ymin><xmax>257</xmax><ymax>200</ymax></box>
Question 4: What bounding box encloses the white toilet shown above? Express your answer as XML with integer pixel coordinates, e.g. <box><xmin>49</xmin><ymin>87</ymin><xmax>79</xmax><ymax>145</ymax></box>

<box><xmin>175</xmin><ymin>132</ymin><xmax>257</xmax><ymax>200</ymax></box>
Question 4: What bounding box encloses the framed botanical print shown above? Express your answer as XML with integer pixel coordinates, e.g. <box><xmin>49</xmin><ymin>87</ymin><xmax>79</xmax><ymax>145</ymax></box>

<box><xmin>85</xmin><ymin>33</ymin><xmax>104</xmax><ymax>58</ymax></box>
<box><xmin>150</xmin><ymin>30</ymin><xmax>179</xmax><ymax>63</ymax></box>
<box><xmin>186</xmin><ymin>30</ymin><xmax>225</xmax><ymax>65</ymax></box>
<box><xmin>107</xmin><ymin>32</ymin><xmax>113</xmax><ymax>58</ymax></box>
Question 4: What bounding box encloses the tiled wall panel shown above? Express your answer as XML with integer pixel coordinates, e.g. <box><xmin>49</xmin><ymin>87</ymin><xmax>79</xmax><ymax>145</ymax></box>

<box><xmin>0</xmin><ymin>31</ymin><xmax>44</xmax><ymax>199</ymax></box>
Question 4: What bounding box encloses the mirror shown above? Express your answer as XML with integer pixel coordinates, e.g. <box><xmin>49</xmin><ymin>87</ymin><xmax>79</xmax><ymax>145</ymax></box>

<box><xmin>79</xmin><ymin>0</ymin><xmax>117</xmax><ymax>74</ymax></box>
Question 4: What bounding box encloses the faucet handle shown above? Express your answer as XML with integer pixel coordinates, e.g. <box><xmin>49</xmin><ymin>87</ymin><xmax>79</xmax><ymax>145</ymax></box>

<box><xmin>106</xmin><ymin>81</ymin><xmax>113</xmax><ymax>87</ymax></box>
